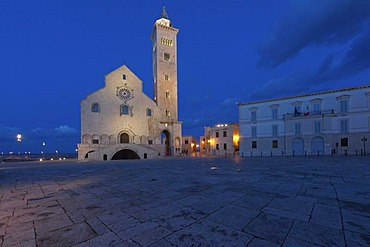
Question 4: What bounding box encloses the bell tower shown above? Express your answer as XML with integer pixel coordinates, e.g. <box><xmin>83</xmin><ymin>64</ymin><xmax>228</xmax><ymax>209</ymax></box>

<box><xmin>151</xmin><ymin>5</ymin><xmax>179</xmax><ymax>121</ymax></box>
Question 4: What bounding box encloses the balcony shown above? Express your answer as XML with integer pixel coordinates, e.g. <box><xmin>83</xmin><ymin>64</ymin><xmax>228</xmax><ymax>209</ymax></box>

<box><xmin>284</xmin><ymin>109</ymin><xmax>335</xmax><ymax>119</ymax></box>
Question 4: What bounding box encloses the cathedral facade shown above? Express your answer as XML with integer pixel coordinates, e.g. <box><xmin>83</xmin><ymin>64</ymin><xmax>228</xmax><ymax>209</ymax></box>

<box><xmin>78</xmin><ymin>6</ymin><xmax>182</xmax><ymax>161</ymax></box>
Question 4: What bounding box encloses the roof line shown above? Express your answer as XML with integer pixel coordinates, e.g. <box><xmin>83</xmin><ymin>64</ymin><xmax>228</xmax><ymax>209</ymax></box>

<box><xmin>238</xmin><ymin>84</ymin><xmax>370</xmax><ymax>106</ymax></box>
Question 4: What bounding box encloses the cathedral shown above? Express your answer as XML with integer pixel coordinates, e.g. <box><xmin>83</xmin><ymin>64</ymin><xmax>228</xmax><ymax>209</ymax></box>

<box><xmin>78</xmin><ymin>6</ymin><xmax>182</xmax><ymax>160</ymax></box>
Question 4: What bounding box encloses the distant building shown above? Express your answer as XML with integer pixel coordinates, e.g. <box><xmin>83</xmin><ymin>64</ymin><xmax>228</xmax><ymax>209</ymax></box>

<box><xmin>78</xmin><ymin>6</ymin><xmax>183</xmax><ymax>160</ymax></box>
<box><xmin>238</xmin><ymin>85</ymin><xmax>370</xmax><ymax>156</ymax></box>
<box><xmin>202</xmin><ymin>123</ymin><xmax>239</xmax><ymax>156</ymax></box>
<box><xmin>182</xmin><ymin>136</ymin><xmax>197</xmax><ymax>154</ymax></box>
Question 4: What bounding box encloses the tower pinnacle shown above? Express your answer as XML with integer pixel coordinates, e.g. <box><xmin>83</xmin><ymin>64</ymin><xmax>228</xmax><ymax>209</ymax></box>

<box><xmin>160</xmin><ymin>5</ymin><xmax>169</xmax><ymax>20</ymax></box>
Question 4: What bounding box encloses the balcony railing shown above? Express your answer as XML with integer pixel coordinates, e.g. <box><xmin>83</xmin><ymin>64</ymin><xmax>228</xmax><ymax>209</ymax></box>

<box><xmin>284</xmin><ymin>109</ymin><xmax>335</xmax><ymax>119</ymax></box>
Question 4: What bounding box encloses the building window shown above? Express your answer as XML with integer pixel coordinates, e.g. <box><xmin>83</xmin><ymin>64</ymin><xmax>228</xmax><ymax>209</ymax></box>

<box><xmin>340</xmin><ymin>100</ymin><xmax>348</xmax><ymax>113</ymax></box>
<box><xmin>252</xmin><ymin>126</ymin><xmax>257</xmax><ymax>138</ymax></box>
<box><xmin>252</xmin><ymin>141</ymin><xmax>257</xmax><ymax>149</ymax></box>
<box><xmin>123</xmin><ymin>74</ymin><xmax>126</xmax><ymax>80</ymax></box>
<box><xmin>164</xmin><ymin>53</ymin><xmax>170</xmax><ymax>61</ymax></box>
<box><xmin>147</xmin><ymin>108</ymin><xmax>152</xmax><ymax>116</ymax></box>
<box><xmin>251</xmin><ymin>111</ymin><xmax>257</xmax><ymax>122</ymax></box>
<box><xmin>165</xmin><ymin>74</ymin><xmax>169</xmax><ymax>81</ymax></box>
<box><xmin>91</xmin><ymin>103</ymin><xmax>99</xmax><ymax>113</ymax></box>
<box><xmin>223</xmin><ymin>143</ymin><xmax>227</xmax><ymax>150</ymax></box>
<box><xmin>148</xmin><ymin>140</ymin><xmax>153</xmax><ymax>145</ymax></box>
<box><xmin>165</xmin><ymin>91</ymin><xmax>170</xmax><ymax>98</ymax></box>
<box><xmin>340</xmin><ymin>119</ymin><xmax>348</xmax><ymax>133</ymax></box>
<box><xmin>166</xmin><ymin>109</ymin><xmax>170</xmax><ymax>116</ymax></box>
<box><xmin>272</xmin><ymin>108</ymin><xmax>278</xmax><ymax>119</ymax></box>
<box><xmin>272</xmin><ymin>125</ymin><xmax>278</xmax><ymax>137</ymax></box>
<box><xmin>312</xmin><ymin>103</ymin><xmax>321</xmax><ymax>115</ymax></box>
<box><xmin>223</xmin><ymin>131</ymin><xmax>227</xmax><ymax>137</ymax></box>
<box><xmin>216</xmin><ymin>132</ymin><xmax>219</xmax><ymax>138</ymax></box>
<box><xmin>92</xmin><ymin>139</ymin><xmax>99</xmax><ymax>144</ymax></box>
<box><xmin>216</xmin><ymin>144</ymin><xmax>219</xmax><ymax>150</ymax></box>
<box><xmin>341</xmin><ymin>138</ymin><xmax>348</xmax><ymax>147</ymax></box>
<box><xmin>272</xmin><ymin>140</ymin><xmax>278</xmax><ymax>148</ymax></box>
<box><xmin>185</xmin><ymin>139</ymin><xmax>189</xmax><ymax>144</ymax></box>
<box><xmin>314</xmin><ymin>121</ymin><xmax>321</xmax><ymax>133</ymax></box>
<box><xmin>295</xmin><ymin>123</ymin><xmax>301</xmax><ymax>135</ymax></box>
<box><xmin>121</xmin><ymin>105</ymin><xmax>129</xmax><ymax>115</ymax></box>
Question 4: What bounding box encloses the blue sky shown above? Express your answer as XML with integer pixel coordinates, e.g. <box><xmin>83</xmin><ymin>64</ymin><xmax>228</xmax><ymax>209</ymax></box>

<box><xmin>1</xmin><ymin>0</ymin><xmax>370</xmax><ymax>154</ymax></box>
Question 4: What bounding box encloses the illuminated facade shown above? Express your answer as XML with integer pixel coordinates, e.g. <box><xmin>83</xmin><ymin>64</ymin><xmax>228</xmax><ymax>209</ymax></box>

<box><xmin>182</xmin><ymin>135</ymin><xmax>197</xmax><ymax>154</ymax></box>
<box><xmin>201</xmin><ymin>123</ymin><xmax>239</xmax><ymax>155</ymax></box>
<box><xmin>238</xmin><ymin>85</ymin><xmax>370</xmax><ymax>156</ymax></box>
<box><xmin>78</xmin><ymin>6</ymin><xmax>182</xmax><ymax>160</ymax></box>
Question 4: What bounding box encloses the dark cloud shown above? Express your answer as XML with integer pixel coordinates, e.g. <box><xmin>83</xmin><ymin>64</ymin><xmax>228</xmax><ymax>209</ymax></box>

<box><xmin>250</xmin><ymin>31</ymin><xmax>370</xmax><ymax>100</ymax></box>
<box><xmin>257</xmin><ymin>0</ymin><xmax>370</xmax><ymax>68</ymax></box>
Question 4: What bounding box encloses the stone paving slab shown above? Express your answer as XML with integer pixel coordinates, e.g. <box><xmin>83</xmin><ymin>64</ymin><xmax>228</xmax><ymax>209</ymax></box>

<box><xmin>0</xmin><ymin>156</ymin><xmax>370</xmax><ymax>246</ymax></box>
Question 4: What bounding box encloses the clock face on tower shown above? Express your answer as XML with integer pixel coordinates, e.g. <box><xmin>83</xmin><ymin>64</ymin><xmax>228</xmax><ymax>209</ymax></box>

<box><xmin>117</xmin><ymin>87</ymin><xmax>132</xmax><ymax>100</ymax></box>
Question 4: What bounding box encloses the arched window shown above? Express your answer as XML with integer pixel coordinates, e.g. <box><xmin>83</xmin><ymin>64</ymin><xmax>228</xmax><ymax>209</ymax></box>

<box><xmin>166</xmin><ymin>109</ymin><xmax>170</xmax><ymax>116</ymax></box>
<box><xmin>91</xmin><ymin>103</ymin><xmax>99</xmax><ymax>112</ymax></box>
<box><xmin>123</xmin><ymin>74</ymin><xmax>126</xmax><ymax>80</ymax></box>
<box><xmin>121</xmin><ymin>105</ymin><xmax>129</xmax><ymax>115</ymax></box>
<box><xmin>120</xmin><ymin>133</ymin><xmax>129</xmax><ymax>143</ymax></box>
<box><xmin>147</xmin><ymin>108</ymin><xmax>152</xmax><ymax>116</ymax></box>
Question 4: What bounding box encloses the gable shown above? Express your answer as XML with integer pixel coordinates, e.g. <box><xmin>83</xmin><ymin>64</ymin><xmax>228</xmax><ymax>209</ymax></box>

<box><xmin>104</xmin><ymin>64</ymin><xmax>143</xmax><ymax>92</ymax></box>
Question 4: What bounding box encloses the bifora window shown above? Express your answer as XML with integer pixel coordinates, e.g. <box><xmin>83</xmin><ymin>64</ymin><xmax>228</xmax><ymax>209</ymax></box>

<box><xmin>164</xmin><ymin>53</ymin><xmax>170</xmax><ymax>61</ymax></box>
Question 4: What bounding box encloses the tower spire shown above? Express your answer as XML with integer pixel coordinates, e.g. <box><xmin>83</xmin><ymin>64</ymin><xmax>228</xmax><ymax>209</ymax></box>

<box><xmin>160</xmin><ymin>5</ymin><xmax>169</xmax><ymax>20</ymax></box>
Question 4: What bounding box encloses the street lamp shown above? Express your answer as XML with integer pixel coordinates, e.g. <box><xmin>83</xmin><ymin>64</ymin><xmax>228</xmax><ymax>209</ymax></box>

<box><xmin>42</xmin><ymin>142</ymin><xmax>46</xmax><ymax>160</ymax></box>
<box><xmin>362</xmin><ymin>137</ymin><xmax>368</xmax><ymax>155</ymax></box>
<box><xmin>16</xmin><ymin>134</ymin><xmax>22</xmax><ymax>155</ymax></box>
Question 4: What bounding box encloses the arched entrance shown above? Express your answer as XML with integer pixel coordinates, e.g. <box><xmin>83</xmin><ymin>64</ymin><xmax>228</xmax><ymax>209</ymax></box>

<box><xmin>161</xmin><ymin>130</ymin><xmax>171</xmax><ymax>156</ymax></box>
<box><xmin>311</xmin><ymin>137</ymin><xmax>324</xmax><ymax>155</ymax></box>
<box><xmin>111</xmin><ymin>149</ymin><xmax>140</xmax><ymax>160</ymax></box>
<box><xmin>120</xmin><ymin>133</ymin><xmax>129</xmax><ymax>143</ymax></box>
<box><xmin>84</xmin><ymin>150</ymin><xmax>95</xmax><ymax>159</ymax></box>
<box><xmin>292</xmin><ymin>138</ymin><xmax>304</xmax><ymax>155</ymax></box>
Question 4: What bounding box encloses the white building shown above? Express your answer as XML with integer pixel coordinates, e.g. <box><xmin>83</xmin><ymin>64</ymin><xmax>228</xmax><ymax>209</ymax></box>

<box><xmin>201</xmin><ymin>123</ymin><xmax>239</xmax><ymax>156</ymax></box>
<box><xmin>78</xmin><ymin>6</ymin><xmax>182</xmax><ymax>161</ymax></box>
<box><xmin>238</xmin><ymin>85</ymin><xmax>370</xmax><ymax>156</ymax></box>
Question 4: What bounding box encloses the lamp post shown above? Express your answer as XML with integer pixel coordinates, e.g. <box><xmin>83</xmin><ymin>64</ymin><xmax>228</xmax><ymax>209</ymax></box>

<box><xmin>362</xmin><ymin>137</ymin><xmax>368</xmax><ymax>155</ymax></box>
<box><xmin>42</xmin><ymin>142</ymin><xmax>45</xmax><ymax>160</ymax></box>
<box><xmin>16</xmin><ymin>134</ymin><xmax>22</xmax><ymax>156</ymax></box>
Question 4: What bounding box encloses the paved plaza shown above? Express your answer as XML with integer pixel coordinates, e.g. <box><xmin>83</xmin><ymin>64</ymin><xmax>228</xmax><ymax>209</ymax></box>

<box><xmin>0</xmin><ymin>156</ymin><xmax>369</xmax><ymax>246</ymax></box>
